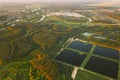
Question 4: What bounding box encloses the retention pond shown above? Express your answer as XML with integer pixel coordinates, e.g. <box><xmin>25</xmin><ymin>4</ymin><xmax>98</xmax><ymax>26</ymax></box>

<box><xmin>55</xmin><ymin>49</ymin><xmax>86</xmax><ymax>66</ymax></box>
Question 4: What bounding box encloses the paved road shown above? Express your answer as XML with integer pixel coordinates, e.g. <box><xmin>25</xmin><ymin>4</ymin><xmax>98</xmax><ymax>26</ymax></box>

<box><xmin>71</xmin><ymin>67</ymin><xmax>78</xmax><ymax>80</ymax></box>
<box><xmin>0</xmin><ymin>27</ymin><xmax>6</xmax><ymax>31</ymax></box>
<box><xmin>37</xmin><ymin>15</ymin><xmax>45</xmax><ymax>22</ymax></box>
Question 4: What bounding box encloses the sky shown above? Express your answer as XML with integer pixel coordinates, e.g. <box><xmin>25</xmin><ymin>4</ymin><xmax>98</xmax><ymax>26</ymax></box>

<box><xmin>0</xmin><ymin>0</ymin><xmax>118</xmax><ymax>2</ymax></box>
<box><xmin>0</xmin><ymin>0</ymin><xmax>119</xmax><ymax>6</ymax></box>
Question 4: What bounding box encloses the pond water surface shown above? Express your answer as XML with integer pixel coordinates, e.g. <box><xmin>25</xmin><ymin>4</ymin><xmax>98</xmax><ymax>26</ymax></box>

<box><xmin>55</xmin><ymin>49</ymin><xmax>86</xmax><ymax>66</ymax></box>
<box><xmin>68</xmin><ymin>41</ymin><xmax>93</xmax><ymax>52</ymax></box>
<box><xmin>93</xmin><ymin>46</ymin><xmax>119</xmax><ymax>60</ymax></box>
<box><xmin>85</xmin><ymin>56</ymin><xmax>119</xmax><ymax>79</ymax></box>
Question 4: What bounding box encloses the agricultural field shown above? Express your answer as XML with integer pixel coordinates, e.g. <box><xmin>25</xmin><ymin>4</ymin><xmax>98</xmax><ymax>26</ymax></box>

<box><xmin>0</xmin><ymin>1</ymin><xmax>120</xmax><ymax>80</ymax></box>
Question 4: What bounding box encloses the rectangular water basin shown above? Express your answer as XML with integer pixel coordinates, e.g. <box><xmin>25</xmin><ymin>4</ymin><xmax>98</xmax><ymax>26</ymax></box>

<box><xmin>85</xmin><ymin>56</ymin><xmax>119</xmax><ymax>79</ymax></box>
<box><xmin>93</xmin><ymin>46</ymin><xmax>119</xmax><ymax>60</ymax></box>
<box><xmin>55</xmin><ymin>49</ymin><xmax>86</xmax><ymax>66</ymax></box>
<box><xmin>68</xmin><ymin>41</ymin><xmax>93</xmax><ymax>52</ymax></box>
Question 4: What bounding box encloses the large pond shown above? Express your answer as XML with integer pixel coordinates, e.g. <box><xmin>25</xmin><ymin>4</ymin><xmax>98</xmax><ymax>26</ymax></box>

<box><xmin>85</xmin><ymin>56</ymin><xmax>119</xmax><ymax>79</ymax></box>
<box><xmin>55</xmin><ymin>49</ymin><xmax>86</xmax><ymax>66</ymax></box>
<box><xmin>93</xmin><ymin>46</ymin><xmax>119</xmax><ymax>60</ymax></box>
<box><xmin>68</xmin><ymin>41</ymin><xmax>93</xmax><ymax>52</ymax></box>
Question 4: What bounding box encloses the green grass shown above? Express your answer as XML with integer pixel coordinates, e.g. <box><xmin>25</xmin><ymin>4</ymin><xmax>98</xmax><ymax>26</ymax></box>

<box><xmin>0</xmin><ymin>61</ymin><xmax>30</xmax><ymax>80</ymax></box>
<box><xmin>80</xmin><ymin>45</ymin><xmax>96</xmax><ymax>68</ymax></box>
<box><xmin>75</xmin><ymin>69</ymin><xmax>110</xmax><ymax>80</ymax></box>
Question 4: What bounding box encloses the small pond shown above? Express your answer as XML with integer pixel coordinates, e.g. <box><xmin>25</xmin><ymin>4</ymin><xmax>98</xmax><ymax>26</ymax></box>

<box><xmin>85</xmin><ymin>56</ymin><xmax>119</xmax><ymax>79</ymax></box>
<box><xmin>68</xmin><ymin>41</ymin><xmax>93</xmax><ymax>52</ymax></box>
<box><xmin>93</xmin><ymin>46</ymin><xmax>119</xmax><ymax>60</ymax></box>
<box><xmin>55</xmin><ymin>49</ymin><xmax>86</xmax><ymax>66</ymax></box>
